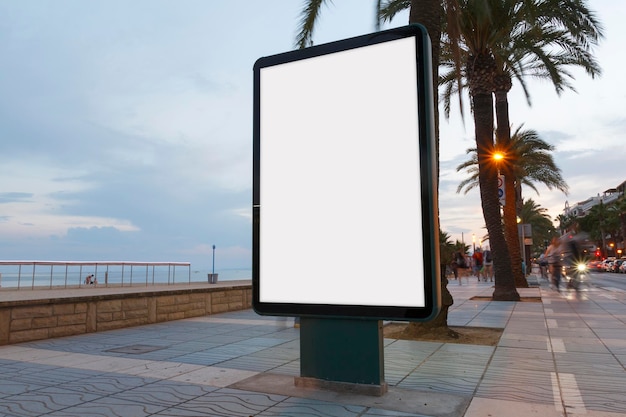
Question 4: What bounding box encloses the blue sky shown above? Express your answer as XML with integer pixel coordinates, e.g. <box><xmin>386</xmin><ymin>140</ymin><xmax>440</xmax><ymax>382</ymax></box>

<box><xmin>1</xmin><ymin>1</ymin><xmax>624</xmax><ymax>271</ymax></box>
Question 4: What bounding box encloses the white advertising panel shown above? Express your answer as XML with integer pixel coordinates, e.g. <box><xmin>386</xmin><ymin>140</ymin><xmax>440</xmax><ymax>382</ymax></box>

<box><xmin>253</xmin><ymin>25</ymin><xmax>440</xmax><ymax>320</ymax></box>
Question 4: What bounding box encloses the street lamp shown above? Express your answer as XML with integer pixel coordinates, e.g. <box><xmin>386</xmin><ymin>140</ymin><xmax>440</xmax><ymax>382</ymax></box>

<box><xmin>212</xmin><ymin>245</ymin><xmax>216</xmax><ymax>283</ymax></box>
<box><xmin>472</xmin><ymin>234</ymin><xmax>476</xmax><ymax>252</ymax></box>
<box><xmin>609</xmin><ymin>242</ymin><xmax>615</xmax><ymax>257</ymax></box>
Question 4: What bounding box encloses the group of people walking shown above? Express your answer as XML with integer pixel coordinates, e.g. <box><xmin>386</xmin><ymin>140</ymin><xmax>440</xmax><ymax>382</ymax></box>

<box><xmin>450</xmin><ymin>247</ymin><xmax>494</xmax><ymax>284</ymax></box>
<box><xmin>448</xmin><ymin>234</ymin><xmax>585</xmax><ymax>291</ymax></box>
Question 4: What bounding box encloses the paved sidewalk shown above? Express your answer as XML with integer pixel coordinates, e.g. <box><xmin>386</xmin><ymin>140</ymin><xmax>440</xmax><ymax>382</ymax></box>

<box><xmin>0</xmin><ymin>275</ymin><xmax>625</xmax><ymax>416</ymax></box>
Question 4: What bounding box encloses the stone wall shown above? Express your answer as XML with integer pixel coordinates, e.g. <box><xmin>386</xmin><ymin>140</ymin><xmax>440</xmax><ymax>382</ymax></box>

<box><xmin>0</xmin><ymin>284</ymin><xmax>252</xmax><ymax>345</ymax></box>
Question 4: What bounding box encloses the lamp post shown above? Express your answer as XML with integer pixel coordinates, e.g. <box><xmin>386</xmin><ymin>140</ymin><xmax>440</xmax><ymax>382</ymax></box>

<box><xmin>212</xmin><ymin>245</ymin><xmax>216</xmax><ymax>277</ymax></box>
<box><xmin>472</xmin><ymin>234</ymin><xmax>476</xmax><ymax>252</ymax></box>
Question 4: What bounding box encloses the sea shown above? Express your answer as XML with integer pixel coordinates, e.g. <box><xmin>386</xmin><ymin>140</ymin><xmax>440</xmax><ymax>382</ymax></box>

<box><xmin>0</xmin><ymin>263</ymin><xmax>251</xmax><ymax>289</ymax></box>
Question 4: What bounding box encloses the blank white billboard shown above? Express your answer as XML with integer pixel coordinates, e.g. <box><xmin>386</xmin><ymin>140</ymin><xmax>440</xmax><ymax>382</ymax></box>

<box><xmin>253</xmin><ymin>25</ymin><xmax>440</xmax><ymax>320</ymax></box>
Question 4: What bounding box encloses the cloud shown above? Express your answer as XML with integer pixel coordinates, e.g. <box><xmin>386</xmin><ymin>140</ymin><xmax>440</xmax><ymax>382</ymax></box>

<box><xmin>0</xmin><ymin>192</ymin><xmax>33</xmax><ymax>203</ymax></box>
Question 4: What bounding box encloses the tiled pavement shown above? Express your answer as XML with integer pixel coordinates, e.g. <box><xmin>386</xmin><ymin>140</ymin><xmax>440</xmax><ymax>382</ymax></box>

<box><xmin>1</xmin><ymin>276</ymin><xmax>625</xmax><ymax>416</ymax></box>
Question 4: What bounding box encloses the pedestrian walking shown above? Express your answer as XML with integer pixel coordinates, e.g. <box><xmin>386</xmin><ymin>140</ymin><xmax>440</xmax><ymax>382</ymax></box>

<box><xmin>545</xmin><ymin>237</ymin><xmax>563</xmax><ymax>292</ymax></box>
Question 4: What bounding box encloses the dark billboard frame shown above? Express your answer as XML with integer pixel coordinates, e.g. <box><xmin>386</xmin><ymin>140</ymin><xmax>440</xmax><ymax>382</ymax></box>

<box><xmin>252</xmin><ymin>24</ymin><xmax>440</xmax><ymax>321</ymax></box>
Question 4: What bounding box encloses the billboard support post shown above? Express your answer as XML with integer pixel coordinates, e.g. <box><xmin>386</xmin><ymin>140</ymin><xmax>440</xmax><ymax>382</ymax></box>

<box><xmin>296</xmin><ymin>318</ymin><xmax>387</xmax><ymax>396</ymax></box>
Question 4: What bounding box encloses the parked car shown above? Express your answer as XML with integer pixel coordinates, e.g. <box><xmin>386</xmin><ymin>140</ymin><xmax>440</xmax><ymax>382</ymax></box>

<box><xmin>619</xmin><ymin>260</ymin><xmax>626</xmax><ymax>273</ymax></box>
<box><xmin>606</xmin><ymin>258</ymin><xmax>617</xmax><ymax>271</ymax></box>
<box><xmin>587</xmin><ymin>260</ymin><xmax>603</xmax><ymax>272</ymax></box>
<box><xmin>601</xmin><ymin>259</ymin><xmax>614</xmax><ymax>272</ymax></box>
<box><xmin>609</xmin><ymin>259</ymin><xmax>624</xmax><ymax>272</ymax></box>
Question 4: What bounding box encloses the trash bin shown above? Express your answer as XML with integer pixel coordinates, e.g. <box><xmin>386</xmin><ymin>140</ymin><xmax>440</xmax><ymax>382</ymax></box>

<box><xmin>207</xmin><ymin>273</ymin><xmax>218</xmax><ymax>284</ymax></box>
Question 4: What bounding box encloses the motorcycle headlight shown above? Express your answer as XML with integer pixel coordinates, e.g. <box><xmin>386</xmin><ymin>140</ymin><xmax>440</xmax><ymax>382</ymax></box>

<box><xmin>577</xmin><ymin>263</ymin><xmax>587</xmax><ymax>272</ymax></box>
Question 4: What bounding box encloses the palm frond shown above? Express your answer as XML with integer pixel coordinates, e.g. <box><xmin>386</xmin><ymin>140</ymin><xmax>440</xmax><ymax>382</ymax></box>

<box><xmin>295</xmin><ymin>0</ymin><xmax>329</xmax><ymax>49</ymax></box>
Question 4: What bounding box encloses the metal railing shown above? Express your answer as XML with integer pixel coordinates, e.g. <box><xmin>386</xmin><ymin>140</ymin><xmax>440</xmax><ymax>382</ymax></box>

<box><xmin>0</xmin><ymin>261</ymin><xmax>191</xmax><ymax>290</ymax></box>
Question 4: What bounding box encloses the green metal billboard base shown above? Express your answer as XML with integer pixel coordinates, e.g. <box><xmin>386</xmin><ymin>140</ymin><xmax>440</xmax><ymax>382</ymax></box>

<box><xmin>298</xmin><ymin>317</ymin><xmax>387</xmax><ymax>396</ymax></box>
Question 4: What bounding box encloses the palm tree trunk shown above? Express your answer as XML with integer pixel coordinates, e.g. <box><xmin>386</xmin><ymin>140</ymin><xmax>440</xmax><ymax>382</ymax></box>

<box><xmin>406</xmin><ymin>0</ymin><xmax>455</xmax><ymax>332</ymax></box>
<box><xmin>494</xmin><ymin>90</ymin><xmax>528</xmax><ymax>288</ymax></box>
<box><xmin>474</xmin><ymin>91</ymin><xmax>520</xmax><ymax>301</ymax></box>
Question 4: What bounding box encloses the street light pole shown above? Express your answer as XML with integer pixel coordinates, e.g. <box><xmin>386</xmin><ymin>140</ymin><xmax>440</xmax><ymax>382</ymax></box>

<box><xmin>472</xmin><ymin>234</ymin><xmax>476</xmax><ymax>252</ymax></box>
<box><xmin>212</xmin><ymin>245</ymin><xmax>216</xmax><ymax>277</ymax></box>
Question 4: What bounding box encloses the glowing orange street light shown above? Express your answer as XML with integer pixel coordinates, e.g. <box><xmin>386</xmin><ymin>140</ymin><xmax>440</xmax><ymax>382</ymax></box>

<box><xmin>493</xmin><ymin>152</ymin><xmax>504</xmax><ymax>162</ymax></box>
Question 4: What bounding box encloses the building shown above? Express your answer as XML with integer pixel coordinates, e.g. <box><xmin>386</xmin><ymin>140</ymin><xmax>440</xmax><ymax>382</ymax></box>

<box><xmin>563</xmin><ymin>179</ymin><xmax>626</xmax><ymax>219</ymax></box>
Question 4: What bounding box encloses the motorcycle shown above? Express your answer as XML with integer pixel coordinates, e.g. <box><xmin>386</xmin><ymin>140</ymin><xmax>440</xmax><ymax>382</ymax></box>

<box><xmin>562</xmin><ymin>262</ymin><xmax>590</xmax><ymax>291</ymax></box>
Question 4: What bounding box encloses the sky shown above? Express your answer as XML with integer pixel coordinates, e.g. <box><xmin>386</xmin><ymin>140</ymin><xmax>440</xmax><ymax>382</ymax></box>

<box><xmin>0</xmin><ymin>0</ymin><xmax>624</xmax><ymax>271</ymax></box>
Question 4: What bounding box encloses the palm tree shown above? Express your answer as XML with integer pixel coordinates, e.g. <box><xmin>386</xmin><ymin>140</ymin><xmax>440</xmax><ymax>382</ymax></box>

<box><xmin>612</xmin><ymin>197</ymin><xmax>626</xmax><ymax>253</ymax></box>
<box><xmin>492</xmin><ymin>0</ymin><xmax>601</xmax><ymax>288</ymax></box>
<box><xmin>580</xmin><ymin>202</ymin><xmax>621</xmax><ymax>258</ymax></box>
<box><xmin>518</xmin><ymin>198</ymin><xmax>557</xmax><ymax>257</ymax></box>
<box><xmin>456</xmin><ymin>125</ymin><xmax>568</xmax><ymax>285</ymax></box>
<box><xmin>556</xmin><ymin>213</ymin><xmax>577</xmax><ymax>235</ymax></box>
<box><xmin>441</xmin><ymin>0</ymin><xmax>601</xmax><ymax>295</ymax></box>
<box><xmin>442</xmin><ymin>0</ymin><xmax>519</xmax><ymax>299</ymax></box>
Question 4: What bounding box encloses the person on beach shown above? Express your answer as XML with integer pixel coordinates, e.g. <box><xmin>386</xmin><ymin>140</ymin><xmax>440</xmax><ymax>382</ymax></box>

<box><xmin>85</xmin><ymin>274</ymin><xmax>94</xmax><ymax>285</ymax></box>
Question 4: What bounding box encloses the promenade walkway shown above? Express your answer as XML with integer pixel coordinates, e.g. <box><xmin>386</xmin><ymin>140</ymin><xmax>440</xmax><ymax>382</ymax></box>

<box><xmin>0</xmin><ymin>275</ymin><xmax>625</xmax><ymax>416</ymax></box>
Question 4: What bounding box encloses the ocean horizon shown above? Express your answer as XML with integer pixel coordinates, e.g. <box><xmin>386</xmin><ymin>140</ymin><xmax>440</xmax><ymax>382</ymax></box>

<box><xmin>0</xmin><ymin>262</ymin><xmax>251</xmax><ymax>289</ymax></box>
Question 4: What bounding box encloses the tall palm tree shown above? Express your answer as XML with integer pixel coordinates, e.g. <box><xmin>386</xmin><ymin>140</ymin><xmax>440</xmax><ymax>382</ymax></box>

<box><xmin>456</xmin><ymin>125</ymin><xmax>568</xmax><ymax>286</ymax></box>
<box><xmin>447</xmin><ymin>0</ymin><xmax>519</xmax><ymax>299</ymax></box>
<box><xmin>442</xmin><ymin>0</ymin><xmax>601</xmax><ymax>294</ymax></box>
<box><xmin>492</xmin><ymin>0</ymin><xmax>602</xmax><ymax>288</ymax></box>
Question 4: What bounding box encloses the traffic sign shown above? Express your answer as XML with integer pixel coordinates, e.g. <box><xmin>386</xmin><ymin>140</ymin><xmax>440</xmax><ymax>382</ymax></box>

<box><xmin>498</xmin><ymin>175</ymin><xmax>505</xmax><ymax>205</ymax></box>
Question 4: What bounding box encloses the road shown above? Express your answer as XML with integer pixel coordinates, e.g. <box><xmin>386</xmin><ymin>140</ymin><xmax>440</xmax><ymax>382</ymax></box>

<box><xmin>587</xmin><ymin>270</ymin><xmax>626</xmax><ymax>291</ymax></box>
